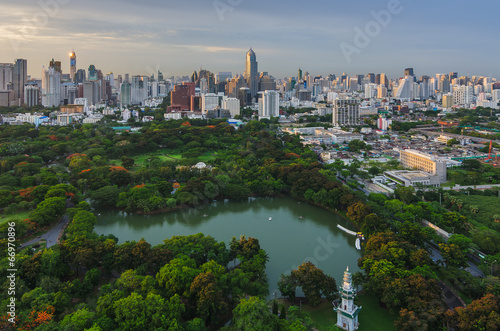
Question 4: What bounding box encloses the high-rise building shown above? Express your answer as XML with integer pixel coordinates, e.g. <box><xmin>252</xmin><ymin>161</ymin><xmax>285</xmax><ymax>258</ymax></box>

<box><xmin>83</xmin><ymin>81</ymin><xmax>100</xmax><ymax>105</ymax></box>
<box><xmin>69</xmin><ymin>51</ymin><xmax>76</xmax><ymax>82</ymax></box>
<box><xmin>332</xmin><ymin>99</ymin><xmax>360</xmax><ymax>126</ymax></box>
<box><xmin>88</xmin><ymin>65</ymin><xmax>98</xmax><ymax>81</ymax></box>
<box><xmin>226</xmin><ymin>74</ymin><xmax>248</xmax><ymax>98</ymax></box>
<box><xmin>245</xmin><ymin>48</ymin><xmax>258</xmax><ymax>100</ymax></box>
<box><xmin>131</xmin><ymin>76</ymin><xmax>149</xmax><ymax>105</ymax></box>
<box><xmin>298</xmin><ymin>68</ymin><xmax>303</xmax><ymax>81</ymax></box>
<box><xmin>42</xmin><ymin>66</ymin><xmax>61</xmax><ymax>107</ymax></box>
<box><xmin>0</xmin><ymin>63</ymin><xmax>13</xmax><ymax>91</ymax></box>
<box><xmin>24</xmin><ymin>83</ymin><xmax>40</xmax><ymax>107</ymax></box>
<box><xmin>452</xmin><ymin>85</ymin><xmax>473</xmax><ymax>106</ymax></box>
<box><xmin>49</xmin><ymin>59</ymin><xmax>62</xmax><ymax>77</ymax></box>
<box><xmin>120</xmin><ymin>82</ymin><xmax>131</xmax><ymax>106</ymax></box>
<box><xmin>75</xmin><ymin>69</ymin><xmax>86</xmax><ymax>84</ymax></box>
<box><xmin>216</xmin><ymin>72</ymin><xmax>232</xmax><ymax>83</ymax></box>
<box><xmin>222</xmin><ymin>97</ymin><xmax>240</xmax><ymax>117</ymax></box>
<box><xmin>258</xmin><ymin>90</ymin><xmax>279</xmax><ymax>119</ymax></box>
<box><xmin>377</xmin><ymin>85</ymin><xmax>388</xmax><ymax>98</ymax></box>
<box><xmin>201</xmin><ymin>93</ymin><xmax>219</xmax><ymax>114</ymax></box>
<box><xmin>442</xmin><ymin>93</ymin><xmax>453</xmax><ymax>108</ymax></box>
<box><xmin>394</xmin><ymin>76</ymin><xmax>414</xmax><ymax>100</ymax></box>
<box><xmin>170</xmin><ymin>82</ymin><xmax>195</xmax><ymax>111</ymax></box>
<box><xmin>259</xmin><ymin>73</ymin><xmax>276</xmax><ymax>92</ymax></box>
<box><xmin>13</xmin><ymin>59</ymin><xmax>27</xmax><ymax>106</ymax></box>
<box><xmin>404</xmin><ymin>68</ymin><xmax>414</xmax><ymax>77</ymax></box>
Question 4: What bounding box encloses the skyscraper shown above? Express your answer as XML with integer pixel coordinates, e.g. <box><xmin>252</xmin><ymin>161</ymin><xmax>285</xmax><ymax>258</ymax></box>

<box><xmin>42</xmin><ymin>66</ymin><xmax>61</xmax><ymax>107</ymax></box>
<box><xmin>75</xmin><ymin>69</ymin><xmax>86</xmax><ymax>84</ymax></box>
<box><xmin>244</xmin><ymin>48</ymin><xmax>258</xmax><ymax>100</ymax></box>
<box><xmin>404</xmin><ymin>68</ymin><xmax>414</xmax><ymax>77</ymax></box>
<box><xmin>332</xmin><ymin>99</ymin><xmax>360</xmax><ymax>126</ymax></box>
<box><xmin>69</xmin><ymin>51</ymin><xmax>76</xmax><ymax>81</ymax></box>
<box><xmin>120</xmin><ymin>81</ymin><xmax>131</xmax><ymax>106</ymax></box>
<box><xmin>258</xmin><ymin>90</ymin><xmax>279</xmax><ymax>119</ymax></box>
<box><xmin>13</xmin><ymin>59</ymin><xmax>27</xmax><ymax>106</ymax></box>
<box><xmin>88</xmin><ymin>65</ymin><xmax>98</xmax><ymax>81</ymax></box>
<box><xmin>0</xmin><ymin>63</ymin><xmax>13</xmax><ymax>91</ymax></box>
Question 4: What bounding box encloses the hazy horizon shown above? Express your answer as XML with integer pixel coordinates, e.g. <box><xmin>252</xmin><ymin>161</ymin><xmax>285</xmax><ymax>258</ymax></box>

<box><xmin>1</xmin><ymin>0</ymin><xmax>498</xmax><ymax>80</ymax></box>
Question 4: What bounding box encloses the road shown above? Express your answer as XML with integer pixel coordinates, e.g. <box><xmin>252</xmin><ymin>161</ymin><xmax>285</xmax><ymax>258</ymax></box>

<box><xmin>19</xmin><ymin>215</ymin><xmax>70</xmax><ymax>249</ymax></box>
<box><xmin>428</xmin><ymin>245</ymin><xmax>484</xmax><ymax>278</ymax></box>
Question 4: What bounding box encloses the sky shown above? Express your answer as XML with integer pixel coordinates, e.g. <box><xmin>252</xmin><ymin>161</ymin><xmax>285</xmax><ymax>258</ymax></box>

<box><xmin>1</xmin><ymin>0</ymin><xmax>498</xmax><ymax>80</ymax></box>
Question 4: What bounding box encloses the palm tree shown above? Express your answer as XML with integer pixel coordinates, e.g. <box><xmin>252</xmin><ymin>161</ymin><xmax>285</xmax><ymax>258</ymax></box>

<box><xmin>456</xmin><ymin>199</ymin><xmax>464</xmax><ymax>211</ymax></box>
<box><xmin>470</xmin><ymin>205</ymin><xmax>479</xmax><ymax>214</ymax></box>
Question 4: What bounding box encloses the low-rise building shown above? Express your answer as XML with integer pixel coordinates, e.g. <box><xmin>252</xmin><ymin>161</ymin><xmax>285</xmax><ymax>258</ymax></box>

<box><xmin>384</xmin><ymin>170</ymin><xmax>441</xmax><ymax>187</ymax></box>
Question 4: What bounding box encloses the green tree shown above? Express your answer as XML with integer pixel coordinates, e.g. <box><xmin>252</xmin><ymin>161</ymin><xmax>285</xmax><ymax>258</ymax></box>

<box><xmin>232</xmin><ymin>296</ymin><xmax>279</xmax><ymax>330</ymax></box>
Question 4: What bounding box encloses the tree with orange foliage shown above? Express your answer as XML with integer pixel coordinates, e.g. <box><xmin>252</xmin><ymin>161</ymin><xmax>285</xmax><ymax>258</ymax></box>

<box><xmin>18</xmin><ymin>306</ymin><xmax>55</xmax><ymax>330</ymax></box>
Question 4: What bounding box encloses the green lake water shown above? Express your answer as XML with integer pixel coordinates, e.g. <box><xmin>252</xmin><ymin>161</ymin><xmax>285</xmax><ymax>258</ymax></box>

<box><xmin>94</xmin><ymin>197</ymin><xmax>362</xmax><ymax>298</ymax></box>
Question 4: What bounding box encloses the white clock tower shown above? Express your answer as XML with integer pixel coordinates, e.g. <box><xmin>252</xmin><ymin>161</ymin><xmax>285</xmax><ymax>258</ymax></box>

<box><xmin>334</xmin><ymin>266</ymin><xmax>361</xmax><ymax>331</ymax></box>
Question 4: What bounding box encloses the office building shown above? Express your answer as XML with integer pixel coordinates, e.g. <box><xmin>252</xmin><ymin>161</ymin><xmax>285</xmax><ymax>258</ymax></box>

<box><xmin>245</xmin><ymin>48</ymin><xmax>258</xmax><ymax>99</ymax></box>
<box><xmin>42</xmin><ymin>66</ymin><xmax>61</xmax><ymax>107</ymax></box>
<box><xmin>201</xmin><ymin>93</ymin><xmax>219</xmax><ymax>114</ymax></box>
<box><xmin>259</xmin><ymin>73</ymin><xmax>276</xmax><ymax>92</ymax></box>
<box><xmin>222</xmin><ymin>97</ymin><xmax>240</xmax><ymax>117</ymax></box>
<box><xmin>442</xmin><ymin>93</ymin><xmax>453</xmax><ymax>108</ymax></box>
<box><xmin>49</xmin><ymin>59</ymin><xmax>62</xmax><ymax>77</ymax></box>
<box><xmin>69</xmin><ymin>51</ymin><xmax>76</xmax><ymax>81</ymax></box>
<box><xmin>131</xmin><ymin>76</ymin><xmax>149</xmax><ymax>105</ymax></box>
<box><xmin>24</xmin><ymin>83</ymin><xmax>40</xmax><ymax>107</ymax></box>
<box><xmin>13</xmin><ymin>59</ymin><xmax>28</xmax><ymax>106</ymax></box>
<box><xmin>332</xmin><ymin>99</ymin><xmax>360</xmax><ymax>126</ymax></box>
<box><xmin>216</xmin><ymin>72</ymin><xmax>232</xmax><ymax>83</ymax></box>
<box><xmin>0</xmin><ymin>63</ymin><xmax>13</xmax><ymax>91</ymax></box>
<box><xmin>170</xmin><ymin>82</ymin><xmax>195</xmax><ymax>111</ymax></box>
<box><xmin>384</xmin><ymin>170</ymin><xmax>442</xmax><ymax>188</ymax></box>
<box><xmin>399</xmin><ymin>149</ymin><xmax>447</xmax><ymax>183</ymax></box>
<box><xmin>226</xmin><ymin>74</ymin><xmax>248</xmax><ymax>98</ymax></box>
<box><xmin>377</xmin><ymin>85</ymin><xmax>388</xmax><ymax>98</ymax></box>
<box><xmin>88</xmin><ymin>65</ymin><xmax>98</xmax><ymax>81</ymax></box>
<box><xmin>120</xmin><ymin>82</ymin><xmax>131</xmax><ymax>106</ymax></box>
<box><xmin>83</xmin><ymin>81</ymin><xmax>100</xmax><ymax>106</ymax></box>
<box><xmin>258</xmin><ymin>90</ymin><xmax>279</xmax><ymax>119</ymax></box>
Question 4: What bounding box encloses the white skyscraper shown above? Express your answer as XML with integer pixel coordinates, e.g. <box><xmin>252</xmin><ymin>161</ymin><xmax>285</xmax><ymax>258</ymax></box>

<box><xmin>364</xmin><ymin>84</ymin><xmax>378</xmax><ymax>98</ymax></box>
<box><xmin>258</xmin><ymin>90</ymin><xmax>279</xmax><ymax>119</ymax></box>
<box><xmin>222</xmin><ymin>97</ymin><xmax>241</xmax><ymax>117</ymax></box>
<box><xmin>201</xmin><ymin>93</ymin><xmax>219</xmax><ymax>114</ymax></box>
<box><xmin>452</xmin><ymin>85</ymin><xmax>473</xmax><ymax>106</ymax></box>
<box><xmin>394</xmin><ymin>76</ymin><xmax>414</xmax><ymax>100</ymax></box>
<box><xmin>42</xmin><ymin>67</ymin><xmax>61</xmax><ymax>107</ymax></box>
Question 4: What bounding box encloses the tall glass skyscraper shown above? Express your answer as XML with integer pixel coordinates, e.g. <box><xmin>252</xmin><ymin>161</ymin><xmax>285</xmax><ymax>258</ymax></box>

<box><xmin>13</xmin><ymin>59</ymin><xmax>27</xmax><ymax>106</ymax></box>
<box><xmin>69</xmin><ymin>51</ymin><xmax>76</xmax><ymax>81</ymax></box>
<box><xmin>245</xmin><ymin>48</ymin><xmax>258</xmax><ymax>100</ymax></box>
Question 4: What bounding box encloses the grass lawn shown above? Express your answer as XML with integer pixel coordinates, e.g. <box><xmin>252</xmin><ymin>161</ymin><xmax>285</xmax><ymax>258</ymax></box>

<box><xmin>276</xmin><ymin>293</ymin><xmax>396</xmax><ymax>331</ymax></box>
<box><xmin>459</xmin><ymin>195</ymin><xmax>500</xmax><ymax>228</ymax></box>
<box><xmin>0</xmin><ymin>211</ymin><xmax>30</xmax><ymax>225</ymax></box>
<box><xmin>356</xmin><ymin>293</ymin><xmax>396</xmax><ymax>331</ymax></box>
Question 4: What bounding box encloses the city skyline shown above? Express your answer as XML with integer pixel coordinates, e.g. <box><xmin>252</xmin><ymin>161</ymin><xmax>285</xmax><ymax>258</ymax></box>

<box><xmin>1</xmin><ymin>0</ymin><xmax>499</xmax><ymax>79</ymax></box>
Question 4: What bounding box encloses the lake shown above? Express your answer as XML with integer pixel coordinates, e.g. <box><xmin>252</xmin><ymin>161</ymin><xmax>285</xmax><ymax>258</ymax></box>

<box><xmin>95</xmin><ymin>197</ymin><xmax>362</xmax><ymax>298</ymax></box>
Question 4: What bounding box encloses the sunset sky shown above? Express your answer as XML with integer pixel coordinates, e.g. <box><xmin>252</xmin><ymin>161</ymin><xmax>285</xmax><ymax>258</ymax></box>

<box><xmin>1</xmin><ymin>0</ymin><xmax>498</xmax><ymax>80</ymax></box>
